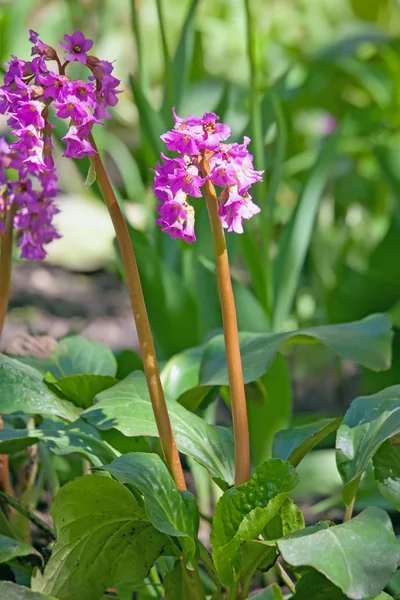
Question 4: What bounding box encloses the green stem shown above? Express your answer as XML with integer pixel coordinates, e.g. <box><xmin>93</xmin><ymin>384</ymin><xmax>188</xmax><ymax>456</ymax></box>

<box><xmin>343</xmin><ymin>496</ymin><xmax>356</xmax><ymax>523</ymax></box>
<box><xmin>0</xmin><ymin>203</ymin><xmax>16</xmax><ymax>340</ymax></box>
<box><xmin>155</xmin><ymin>0</ymin><xmax>174</xmax><ymax>112</ymax></box>
<box><xmin>0</xmin><ymin>492</ymin><xmax>55</xmax><ymax>539</ymax></box>
<box><xmin>131</xmin><ymin>0</ymin><xmax>148</xmax><ymax>92</ymax></box>
<box><xmin>276</xmin><ymin>561</ymin><xmax>296</xmax><ymax>594</ymax></box>
<box><xmin>200</xmin><ymin>154</ymin><xmax>250</xmax><ymax>486</ymax></box>
<box><xmin>89</xmin><ymin>135</ymin><xmax>186</xmax><ymax>491</ymax></box>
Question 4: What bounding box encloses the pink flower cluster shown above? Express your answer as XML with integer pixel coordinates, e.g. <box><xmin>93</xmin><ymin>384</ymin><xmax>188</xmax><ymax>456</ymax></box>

<box><xmin>153</xmin><ymin>109</ymin><xmax>263</xmax><ymax>243</ymax></box>
<box><xmin>0</xmin><ymin>30</ymin><xmax>121</xmax><ymax>259</ymax></box>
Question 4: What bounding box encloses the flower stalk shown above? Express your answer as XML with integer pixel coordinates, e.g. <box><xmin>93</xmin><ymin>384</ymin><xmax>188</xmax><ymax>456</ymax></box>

<box><xmin>0</xmin><ymin>203</ymin><xmax>17</xmax><ymax>339</ymax></box>
<box><xmin>201</xmin><ymin>152</ymin><xmax>250</xmax><ymax>486</ymax></box>
<box><xmin>89</xmin><ymin>135</ymin><xmax>186</xmax><ymax>491</ymax></box>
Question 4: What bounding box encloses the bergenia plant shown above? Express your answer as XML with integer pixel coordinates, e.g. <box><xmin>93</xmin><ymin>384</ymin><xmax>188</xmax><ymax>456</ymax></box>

<box><xmin>0</xmin><ymin>25</ymin><xmax>400</xmax><ymax>600</ymax></box>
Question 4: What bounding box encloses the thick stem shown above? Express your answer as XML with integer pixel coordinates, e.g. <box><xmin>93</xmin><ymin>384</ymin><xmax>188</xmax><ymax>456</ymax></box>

<box><xmin>343</xmin><ymin>496</ymin><xmax>356</xmax><ymax>523</ymax></box>
<box><xmin>200</xmin><ymin>154</ymin><xmax>250</xmax><ymax>486</ymax></box>
<box><xmin>276</xmin><ymin>561</ymin><xmax>296</xmax><ymax>594</ymax></box>
<box><xmin>0</xmin><ymin>203</ymin><xmax>16</xmax><ymax>340</ymax></box>
<box><xmin>89</xmin><ymin>137</ymin><xmax>186</xmax><ymax>491</ymax></box>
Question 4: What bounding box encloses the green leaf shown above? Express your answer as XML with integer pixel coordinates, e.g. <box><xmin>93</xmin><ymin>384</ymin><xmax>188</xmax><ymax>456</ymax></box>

<box><xmin>14</xmin><ymin>336</ymin><xmax>117</xmax><ymax>378</ymax></box>
<box><xmin>129</xmin><ymin>75</ymin><xmax>166</xmax><ymax>162</ymax></box>
<box><xmin>164</xmin><ymin>560</ymin><xmax>206</xmax><ymax>600</ymax></box>
<box><xmin>0</xmin><ymin>582</ymin><xmax>58</xmax><ymax>600</ymax></box>
<box><xmin>82</xmin><ymin>371</ymin><xmax>234</xmax><ymax>486</ymax></box>
<box><xmin>0</xmin><ymin>534</ymin><xmax>42</xmax><ymax>567</ymax></box>
<box><xmin>211</xmin><ymin>459</ymin><xmax>298</xmax><ymax>585</ymax></box>
<box><xmin>263</xmin><ymin>497</ymin><xmax>305</xmax><ymax>540</ymax></box>
<box><xmin>169</xmin><ymin>0</ymin><xmax>199</xmax><ymax>111</ymax></box>
<box><xmin>278</xmin><ymin>507</ymin><xmax>400</xmax><ymax>599</ymax></box>
<box><xmin>120</xmin><ymin>224</ymin><xmax>200</xmax><ymax>357</ymax></box>
<box><xmin>249</xmin><ymin>585</ymin><xmax>284</xmax><ymax>600</ymax></box>
<box><xmin>272</xmin><ymin>132</ymin><xmax>338</xmax><ymax>329</ymax></box>
<box><xmin>291</xmin><ymin>571</ymin><xmax>350</xmax><ymax>599</ymax></box>
<box><xmin>200</xmin><ymin>314</ymin><xmax>392</xmax><ymax>385</ymax></box>
<box><xmin>248</xmin><ymin>354</ymin><xmax>292</xmax><ymax>464</ymax></box>
<box><xmin>103</xmin><ymin>453</ymin><xmax>198</xmax><ymax>556</ymax></box>
<box><xmin>161</xmin><ymin>346</ymin><xmax>205</xmax><ymax>401</ymax></box>
<box><xmin>84</xmin><ymin>162</ymin><xmax>96</xmax><ymax>187</ymax></box>
<box><xmin>336</xmin><ymin>385</ymin><xmax>400</xmax><ymax>504</ymax></box>
<box><xmin>48</xmin><ymin>374</ymin><xmax>118</xmax><ymax>409</ymax></box>
<box><xmin>0</xmin><ymin>422</ymin><xmax>117</xmax><ymax>466</ymax></box>
<box><xmin>0</xmin><ymin>354</ymin><xmax>80</xmax><ymax>422</ymax></box>
<box><xmin>273</xmin><ymin>417</ymin><xmax>342</xmax><ymax>467</ymax></box>
<box><xmin>115</xmin><ymin>349</ymin><xmax>143</xmax><ymax>380</ymax></box>
<box><xmin>33</xmin><ymin>475</ymin><xmax>167</xmax><ymax>600</ymax></box>
<box><xmin>373</xmin><ymin>440</ymin><xmax>400</xmax><ymax>511</ymax></box>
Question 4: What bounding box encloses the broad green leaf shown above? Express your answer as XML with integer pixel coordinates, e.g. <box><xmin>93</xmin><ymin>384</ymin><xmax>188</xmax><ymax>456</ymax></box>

<box><xmin>249</xmin><ymin>585</ymin><xmax>284</xmax><ymax>600</ymax></box>
<box><xmin>373</xmin><ymin>440</ymin><xmax>400</xmax><ymax>511</ymax></box>
<box><xmin>292</xmin><ymin>572</ymin><xmax>394</xmax><ymax>599</ymax></box>
<box><xmin>336</xmin><ymin>385</ymin><xmax>400</xmax><ymax>504</ymax></box>
<box><xmin>0</xmin><ymin>354</ymin><xmax>80</xmax><ymax>422</ymax></box>
<box><xmin>48</xmin><ymin>374</ymin><xmax>118</xmax><ymax>409</ymax></box>
<box><xmin>240</xmin><ymin>540</ymin><xmax>278</xmax><ymax>585</ymax></box>
<box><xmin>115</xmin><ymin>349</ymin><xmax>143</xmax><ymax>380</ymax></box>
<box><xmin>33</xmin><ymin>475</ymin><xmax>167</xmax><ymax>600</ymax></box>
<box><xmin>211</xmin><ymin>459</ymin><xmax>298</xmax><ymax>585</ymax></box>
<box><xmin>273</xmin><ymin>417</ymin><xmax>342</xmax><ymax>467</ymax></box>
<box><xmin>82</xmin><ymin>371</ymin><xmax>234</xmax><ymax>486</ymax></box>
<box><xmin>0</xmin><ymin>582</ymin><xmax>58</xmax><ymax>600</ymax></box>
<box><xmin>14</xmin><ymin>336</ymin><xmax>117</xmax><ymax>378</ymax></box>
<box><xmin>0</xmin><ymin>534</ymin><xmax>42</xmax><ymax>567</ymax></box>
<box><xmin>248</xmin><ymin>354</ymin><xmax>292</xmax><ymax>464</ymax></box>
<box><xmin>164</xmin><ymin>559</ymin><xmax>206</xmax><ymax>600</ymax></box>
<box><xmin>278</xmin><ymin>507</ymin><xmax>400</xmax><ymax>599</ymax></box>
<box><xmin>272</xmin><ymin>133</ymin><xmax>337</xmax><ymax>330</ymax></box>
<box><xmin>161</xmin><ymin>346</ymin><xmax>205</xmax><ymax>400</ymax></box>
<box><xmin>103</xmin><ymin>453</ymin><xmax>198</xmax><ymax>556</ymax></box>
<box><xmin>200</xmin><ymin>314</ymin><xmax>392</xmax><ymax>385</ymax></box>
<box><xmin>0</xmin><ymin>422</ymin><xmax>117</xmax><ymax>466</ymax></box>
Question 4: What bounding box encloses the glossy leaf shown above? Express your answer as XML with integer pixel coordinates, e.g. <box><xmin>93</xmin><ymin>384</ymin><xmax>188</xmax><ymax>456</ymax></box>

<box><xmin>278</xmin><ymin>507</ymin><xmax>400</xmax><ymax>599</ymax></box>
<box><xmin>200</xmin><ymin>314</ymin><xmax>392</xmax><ymax>385</ymax></box>
<box><xmin>103</xmin><ymin>453</ymin><xmax>199</xmax><ymax>550</ymax></box>
<box><xmin>33</xmin><ymin>475</ymin><xmax>167</xmax><ymax>600</ymax></box>
<box><xmin>263</xmin><ymin>497</ymin><xmax>305</xmax><ymax>540</ymax></box>
<box><xmin>273</xmin><ymin>417</ymin><xmax>342</xmax><ymax>467</ymax></box>
<box><xmin>0</xmin><ymin>534</ymin><xmax>42</xmax><ymax>567</ymax></box>
<box><xmin>373</xmin><ymin>440</ymin><xmax>400</xmax><ymax>511</ymax></box>
<box><xmin>48</xmin><ymin>374</ymin><xmax>118</xmax><ymax>409</ymax></box>
<box><xmin>0</xmin><ymin>583</ymin><xmax>58</xmax><ymax>600</ymax></box>
<box><xmin>336</xmin><ymin>385</ymin><xmax>400</xmax><ymax>504</ymax></box>
<box><xmin>14</xmin><ymin>336</ymin><xmax>117</xmax><ymax>378</ymax></box>
<box><xmin>0</xmin><ymin>354</ymin><xmax>80</xmax><ymax>422</ymax></box>
<box><xmin>211</xmin><ymin>459</ymin><xmax>298</xmax><ymax>585</ymax></box>
<box><xmin>0</xmin><ymin>422</ymin><xmax>117</xmax><ymax>466</ymax></box>
<box><xmin>82</xmin><ymin>371</ymin><xmax>234</xmax><ymax>486</ymax></box>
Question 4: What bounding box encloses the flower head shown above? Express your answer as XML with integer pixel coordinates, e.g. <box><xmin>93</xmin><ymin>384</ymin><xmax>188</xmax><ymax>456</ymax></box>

<box><xmin>0</xmin><ymin>29</ymin><xmax>121</xmax><ymax>259</ymax></box>
<box><xmin>153</xmin><ymin>109</ymin><xmax>262</xmax><ymax>242</ymax></box>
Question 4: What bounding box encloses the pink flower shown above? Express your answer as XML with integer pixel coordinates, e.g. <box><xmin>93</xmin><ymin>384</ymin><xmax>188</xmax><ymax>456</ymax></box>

<box><xmin>60</xmin><ymin>30</ymin><xmax>93</xmax><ymax>64</ymax></box>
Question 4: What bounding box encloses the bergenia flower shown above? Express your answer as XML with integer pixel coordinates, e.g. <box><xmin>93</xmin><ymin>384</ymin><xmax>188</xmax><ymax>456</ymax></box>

<box><xmin>0</xmin><ymin>29</ymin><xmax>121</xmax><ymax>260</ymax></box>
<box><xmin>153</xmin><ymin>109</ymin><xmax>263</xmax><ymax>242</ymax></box>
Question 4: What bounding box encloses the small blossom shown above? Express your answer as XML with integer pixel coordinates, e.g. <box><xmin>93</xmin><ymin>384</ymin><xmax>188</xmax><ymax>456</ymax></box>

<box><xmin>60</xmin><ymin>30</ymin><xmax>93</xmax><ymax>64</ymax></box>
